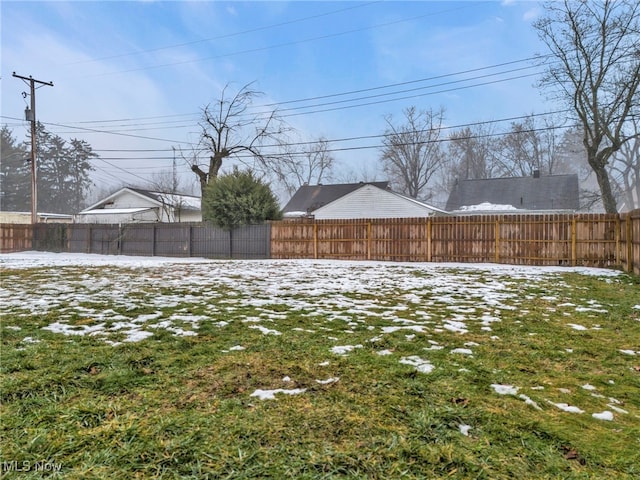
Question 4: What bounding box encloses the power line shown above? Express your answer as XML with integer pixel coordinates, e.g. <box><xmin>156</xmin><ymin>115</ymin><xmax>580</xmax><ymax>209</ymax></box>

<box><xmin>94</xmin><ymin>157</ymin><xmax>158</xmax><ymax>186</ymax></box>
<box><xmin>273</xmin><ymin>68</ymin><xmax>541</xmax><ymax>117</ymax></box>
<box><xmin>85</xmin><ymin>110</ymin><xmax>576</xmax><ymax>162</ymax></box>
<box><xmin>66</xmin><ymin>1</ymin><xmax>383</xmax><ymax>66</ymax></box>
<box><xmin>44</xmin><ymin>120</ymin><xmax>186</xmax><ymax>144</ymax></box>
<box><xmin>83</xmin><ymin>2</ymin><xmax>488</xmax><ymax>78</ymax></box>
<box><xmin>264</xmin><ymin>56</ymin><xmax>546</xmax><ymax>107</ymax></box>
<box><xmin>16</xmin><ymin>63</ymin><xmax>545</xmax><ymax>142</ymax></box>
<box><xmin>18</xmin><ymin>55</ymin><xmax>544</xmax><ymax>134</ymax></box>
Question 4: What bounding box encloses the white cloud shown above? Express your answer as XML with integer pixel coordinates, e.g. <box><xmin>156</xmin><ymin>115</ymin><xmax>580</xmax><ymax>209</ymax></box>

<box><xmin>523</xmin><ymin>8</ymin><xmax>541</xmax><ymax>22</ymax></box>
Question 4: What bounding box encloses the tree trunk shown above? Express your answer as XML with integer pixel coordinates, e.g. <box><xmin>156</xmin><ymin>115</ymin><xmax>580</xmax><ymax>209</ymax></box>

<box><xmin>191</xmin><ymin>165</ymin><xmax>208</xmax><ymax>198</ymax></box>
<box><xmin>589</xmin><ymin>154</ymin><xmax>618</xmax><ymax>213</ymax></box>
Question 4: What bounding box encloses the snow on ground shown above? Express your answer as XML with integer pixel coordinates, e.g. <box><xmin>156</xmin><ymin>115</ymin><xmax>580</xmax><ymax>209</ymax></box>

<box><xmin>547</xmin><ymin>402</ymin><xmax>585</xmax><ymax>414</ymax></box>
<box><xmin>250</xmin><ymin>388</ymin><xmax>307</xmax><ymax>400</ymax></box>
<box><xmin>491</xmin><ymin>384</ymin><xmax>519</xmax><ymax>395</ymax></box>
<box><xmin>1</xmin><ymin>251</ymin><xmax>633</xmax><ymax>421</ymax></box>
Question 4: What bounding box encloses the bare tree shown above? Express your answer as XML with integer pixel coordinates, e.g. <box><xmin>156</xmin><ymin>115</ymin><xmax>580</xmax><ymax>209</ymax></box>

<box><xmin>496</xmin><ymin>115</ymin><xmax>563</xmax><ymax>177</ymax></box>
<box><xmin>447</xmin><ymin>124</ymin><xmax>499</xmax><ymax>181</ymax></box>
<box><xmin>269</xmin><ymin>137</ymin><xmax>335</xmax><ymax>196</ymax></box>
<box><xmin>609</xmin><ymin>117</ymin><xmax>640</xmax><ymax>211</ymax></box>
<box><xmin>556</xmin><ymin>127</ymin><xmax>603</xmax><ymax>211</ymax></box>
<box><xmin>379</xmin><ymin>106</ymin><xmax>446</xmax><ymax>200</ymax></box>
<box><xmin>190</xmin><ymin>82</ymin><xmax>287</xmax><ymax>197</ymax></box>
<box><xmin>533</xmin><ymin>0</ymin><xmax>640</xmax><ymax>213</ymax></box>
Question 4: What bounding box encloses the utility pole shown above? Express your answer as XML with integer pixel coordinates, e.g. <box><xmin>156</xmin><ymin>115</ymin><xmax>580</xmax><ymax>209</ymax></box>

<box><xmin>12</xmin><ymin>72</ymin><xmax>53</xmax><ymax>224</ymax></box>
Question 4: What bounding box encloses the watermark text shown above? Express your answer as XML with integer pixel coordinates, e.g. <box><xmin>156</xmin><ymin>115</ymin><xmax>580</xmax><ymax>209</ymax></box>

<box><xmin>1</xmin><ymin>460</ymin><xmax>63</xmax><ymax>473</ymax></box>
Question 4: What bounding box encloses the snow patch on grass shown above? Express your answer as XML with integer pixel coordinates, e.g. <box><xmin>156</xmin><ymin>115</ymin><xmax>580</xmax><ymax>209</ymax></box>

<box><xmin>547</xmin><ymin>401</ymin><xmax>584</xmax><ymax>414</ymax></box>
<box><xmin>399</xmin><ymin>356</ymin><xmax>434</xmax><ymax>374</ymax></box>
<box><xmin>491</xmin><ymin>384</ymin><xmax>519</xmax><ymax>395</ymax></box>
<box><xmin>592</xmin><ymin>411</ymin><xmax>614</xmax><ymax>421</ymax></box>
<box><xmin>250</xmin><ymin>388</ymin><xmax>306</xmax><ymax>400</ymax></box>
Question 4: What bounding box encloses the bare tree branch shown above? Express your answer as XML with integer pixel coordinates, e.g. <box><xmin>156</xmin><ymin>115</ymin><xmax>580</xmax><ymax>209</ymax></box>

<box><xmin>190</xmin><ymin>82</ymin><xmax>288</xmax><ymax>198</ymax></box>
<box><xmin>534</xmin><ymin>0</ymin><xmax>640</xmax><ymax>212</ymax></box>
<box><xmin>379</xmin><ymin>106</ymin><xmax>446</xmax><ymax>200</ymax></box>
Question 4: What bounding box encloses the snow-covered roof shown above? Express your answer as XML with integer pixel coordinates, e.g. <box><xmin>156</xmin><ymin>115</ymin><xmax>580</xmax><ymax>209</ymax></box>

<box><xmin>452</xmin><ymin>202</ymin><xmax>576</xmax><ymax>215</ymax></box>
<box><xmin>77</xmin><ymin>207</ymin><xmax>153</xmax><ymax>215</ymax></box>
<box><xmin>283</xmin><ymin>211</ymin><xmax>310</xmax><ymax>218</ymax></box>
<box><xmin>458</xmin><ymin>202</ymin><xmax>519</xmax><ymax>212</ymax></box>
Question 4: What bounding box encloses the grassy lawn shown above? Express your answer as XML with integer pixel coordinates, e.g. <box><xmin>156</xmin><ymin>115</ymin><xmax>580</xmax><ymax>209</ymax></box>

<box><xmin>1</xmin><ymin>253</ymin><xmax>639</xmax><ymax>479</ymax></box>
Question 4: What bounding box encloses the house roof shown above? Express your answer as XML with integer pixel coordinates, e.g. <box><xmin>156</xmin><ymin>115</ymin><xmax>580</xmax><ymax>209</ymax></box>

<box><xmin>282</xmin><ymin>182</ymin><xmax>389</xmax><ymax>214</ymax></box>
<box><xmin>445</xmin><ymin>174</ymin><xmax>580</xmax><ymax>212</ymax></box>
<box><xmin>127</xmin><ymin>188</ymin><xmax>201</xmax><ymax>210</ymax></box>
<box><xmin>310</xmin><ymin>184</ymin><xmax>448</xmax><ymax>219</ymax></box>
<box><xmin>78</xmin><ymin>207</ymin><xmax>153</xmax><ymax>215</ymax></box>
<box><xmin>82</xmin><ymin>187</ymin><xmax>201</xmax><ymax>213</ymax></box>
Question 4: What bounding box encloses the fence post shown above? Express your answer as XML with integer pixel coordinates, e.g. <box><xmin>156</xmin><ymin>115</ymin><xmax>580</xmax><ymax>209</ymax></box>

<box><xmin>426</xmin><ymin>218</ymin><xmax>432</xmax><ymax>263</ymax></box>
<box><xmin>494</xmin><ymin>219</ymin><xmax>500</xmax><ymax>263</ymax></box>
<box><xmin>367</xmin><ymin>222</ymin><xmax>371</xmax><ymax>261</ymax></box>
<box><xmin>615</xmin><ymin>215</ymin><xmax>621</xmax><ymax>269</ymax></box>
<box><xmin>265</xmin><ymin>223</ymin><xmax>271</xmax><ymax>259</ymax></box>
<box><xmin>87</xmin><ymin>226</ymin><xmax>92</xmax><ymax>254</ymax></box>
<box><xmin>627</xmin><ymin>214</ymin><xmax>633</xmax><ymax>273</ymax></box>
<box><xmin>313</xmin><ymin>223</ymin><xmax>318</xmax><ymax>259</ymax></box>
<box><xmin>152</xmin><ymin>225</ymin><xmax>157</xmax><ymax>256</ymax></box>
<box><xmin>571</xmin><ymin>217</ymin><xmax>577</xmax><ymax>266</ymax></box>
<box><xmin>188</xmin><ymin>225</ymin><xmax>192</xmax><ymax>257</ymax></box>
<box><xmin>118</xmin><ymin>225</ymin><xmax>123</xmax><ymax>255</ymax></box>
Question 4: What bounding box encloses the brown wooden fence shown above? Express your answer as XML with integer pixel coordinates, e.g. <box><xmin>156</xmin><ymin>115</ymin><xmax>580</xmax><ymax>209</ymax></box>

<box><xmin>271</xmin><ymin>210</ymin><xmax>640</xmax><ymax>274</ymax></box>
<box><xmin>619</xmin><ymin>209</ymin><xmax>640</xmax><ymax>275</ymax></box>
<box><xmin>2</xmin><ymin>210</ymin><xmax>639</xmax><ymax>274</ymax></box>
<box><xmin>0</xmin><ymin>224</ymin><xmax>32</xmax><ymax>253</ymax></box>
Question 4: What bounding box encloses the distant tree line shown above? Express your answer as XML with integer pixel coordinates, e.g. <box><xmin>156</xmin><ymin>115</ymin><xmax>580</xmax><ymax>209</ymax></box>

<box><xmin>1</xmin><ymin>123</ymin><xmax>96</xmax><ymax>214</ymax></box>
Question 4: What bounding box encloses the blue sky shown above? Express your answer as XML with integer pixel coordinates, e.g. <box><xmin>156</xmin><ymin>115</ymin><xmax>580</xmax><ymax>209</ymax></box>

<box><xmin>1</xmin><ymin>0</ymin><xmax>551</xmax><ymax>197</ymax></box>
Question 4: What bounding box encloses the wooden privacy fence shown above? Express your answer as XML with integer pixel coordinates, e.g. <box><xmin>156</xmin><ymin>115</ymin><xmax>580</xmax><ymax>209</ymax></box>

<box><xmin>0</xmin><ymin>224</ymin><xmax>32</xmax><ymax>253</ymax></box>
<box><xmin>0</xmin><ymin>223</ymin><xmax>271</xmax><ymax>259</ymax></box>
<box><xmin>271</xmin><ymin>211</ymin><xmax>639</xmax><ymax>274</ymax></box>
<box><xmin>1</xmin><ymin>210</ymin><xmax>639</xmax><ymax>274</ymax></box>
<box><xmin>620</xmin><ymin>209</ymin><xmax>640</xmax><ymax>275</ymax></box>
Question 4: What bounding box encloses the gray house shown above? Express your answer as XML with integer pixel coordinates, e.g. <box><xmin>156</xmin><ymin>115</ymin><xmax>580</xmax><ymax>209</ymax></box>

<box><xmin>446</xmin><ymin>173</ymin><xmax>580</xmax><ymax>213</ymax></box>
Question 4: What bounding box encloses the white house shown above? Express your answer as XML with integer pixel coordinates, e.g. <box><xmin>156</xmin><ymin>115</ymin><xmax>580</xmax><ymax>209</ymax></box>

<box><xmin>284</xmin><ymin>183</ymin><xmax>447</xmax><ymax>220</ymax></box>
<box><xmin>76</xmin><ymin>188</ymin><xmax>201</xmax><ymax>224</ymax></box>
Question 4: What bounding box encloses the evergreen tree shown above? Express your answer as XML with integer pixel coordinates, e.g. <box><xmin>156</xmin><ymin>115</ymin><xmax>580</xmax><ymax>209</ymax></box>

<box><xmin>0</xmin><ymin>126</ymin><xmax>30</xmax><ymax>211</ymax></box>
<box><xmin>0</xmin><ymin>123</ymin><xmax>97</xmax><ymax>214</ymax></box>
<box><xmin>203</xmin><ymin>168</ymin><xmax>282</xmax><ymax>229</ymax></box>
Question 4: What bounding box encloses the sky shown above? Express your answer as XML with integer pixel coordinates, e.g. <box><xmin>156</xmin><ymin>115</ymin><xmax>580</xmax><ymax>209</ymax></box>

<box><xmin>1</xmin><ymin>0</ymin><xmax>552</xmax><ymax>202</ymax></box>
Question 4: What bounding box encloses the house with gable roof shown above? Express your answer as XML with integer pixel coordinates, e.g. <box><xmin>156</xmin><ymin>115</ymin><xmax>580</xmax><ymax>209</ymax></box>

<box><xmin>283</xmin><ymin>182</ymin><xmax>447</xmax><ymax>219</ymax></box>
<box><xmin>76</xmin><ymin>187</ymin><xmax>201</xmax><ymax>223</ymax></box>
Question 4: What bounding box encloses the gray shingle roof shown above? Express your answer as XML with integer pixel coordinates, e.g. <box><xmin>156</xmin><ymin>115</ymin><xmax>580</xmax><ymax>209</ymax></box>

<box><xmin>282</xmin><ymin>182</ymin><xmax>389</xmax><ymax>214</ymax></box>
<box><xmin>445</xmin><ymin>174</ymin><xmax>579</xmax><ymax>211</ymax></box>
